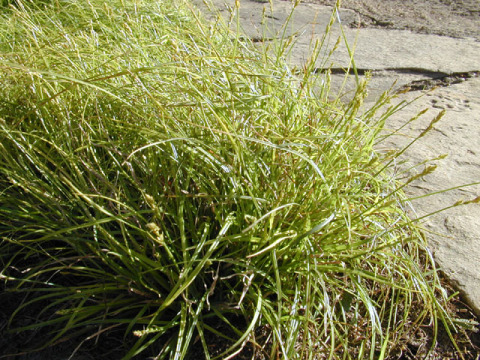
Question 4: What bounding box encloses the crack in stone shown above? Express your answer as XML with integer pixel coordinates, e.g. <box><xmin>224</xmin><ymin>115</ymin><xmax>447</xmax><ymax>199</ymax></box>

<box><xmin>323</xmin><ymin>67</ymin><xmax>448</xmax><ymax>77</ymax></box>
<box><xmin>398</xmin><ymin>71</ymin><xmax>480</xmax><ymax>92</ymax></box>
<box><xmin>315</xmin><ymin>67</ymin><xmax>480</xmax><ymax>91</ymax></box>
<box><xmin>349</xmin><ymin>10</ymin><xmax>395</xmax><ymax>28</ymax></box>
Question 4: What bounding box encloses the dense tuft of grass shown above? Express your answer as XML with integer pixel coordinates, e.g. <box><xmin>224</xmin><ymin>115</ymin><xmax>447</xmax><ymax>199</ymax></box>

<box><xmin>0</xmin><ymin>0</ymin><xmax>472</xmax><ymax>359</ymax></box>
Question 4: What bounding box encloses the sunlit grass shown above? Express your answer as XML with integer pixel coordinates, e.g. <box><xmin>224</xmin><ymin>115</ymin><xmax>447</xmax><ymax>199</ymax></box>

<box><xmin>0</xmin><ymin>0</ymin><xmax>473</xmax><ymax>359</ymax></box>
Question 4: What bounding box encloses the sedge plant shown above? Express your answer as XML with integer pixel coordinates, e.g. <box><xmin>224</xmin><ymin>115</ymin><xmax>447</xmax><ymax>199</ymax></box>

<box><xmin>0</xmin><ymin>0</ymin><xmax>474</xmax><ymax>359</ymax></box>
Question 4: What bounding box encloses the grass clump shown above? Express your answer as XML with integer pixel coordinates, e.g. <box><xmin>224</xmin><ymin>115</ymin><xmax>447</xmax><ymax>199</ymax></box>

<box><xmin>0</xmin><ymin>0</ymin><xmax>471</xmax><ymax>359</ymax></box>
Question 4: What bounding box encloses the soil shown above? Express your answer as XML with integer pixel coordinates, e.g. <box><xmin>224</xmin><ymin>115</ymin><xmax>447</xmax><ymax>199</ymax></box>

<box><xmin>304</xmin><ymin>0</ymin><xmax>480</xmax><ymax>41</ymax></box>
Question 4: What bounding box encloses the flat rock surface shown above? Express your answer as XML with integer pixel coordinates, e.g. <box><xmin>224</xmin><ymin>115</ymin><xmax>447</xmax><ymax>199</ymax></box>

<box><xmin>379</xmin><ymin>78</ymin><xmax>480</xmax><ymax>312</ymax></box>
<box><xmin>193</xmin><ymin>0</ymin><xmax>480</xmax><ymax>316</ymax></box>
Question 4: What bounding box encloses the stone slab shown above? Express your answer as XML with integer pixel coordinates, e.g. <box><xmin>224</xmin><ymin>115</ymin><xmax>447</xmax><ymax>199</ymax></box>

<box><xmin>378</xmin><ymin>77</ymin><xmax>480</xmax><ymax>314</ymax></box>
<box><xmin>193</xmin><ymin>0</ymin><xmax>480</xmax><ymax>75</ymax></box>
